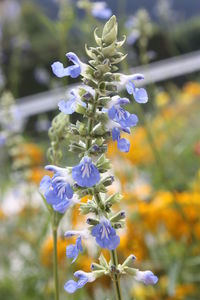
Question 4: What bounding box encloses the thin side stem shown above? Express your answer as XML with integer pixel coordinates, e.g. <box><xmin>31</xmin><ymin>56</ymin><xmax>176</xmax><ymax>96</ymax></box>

<box><xmin>110</xmin><ymin>250</ymin><xmax>123</xmax><ymax>300</ymax></box>
<box><xmin>52</xmin><ymin>213</ymin><xmax>59</xmax><ymax>300</ymax></box>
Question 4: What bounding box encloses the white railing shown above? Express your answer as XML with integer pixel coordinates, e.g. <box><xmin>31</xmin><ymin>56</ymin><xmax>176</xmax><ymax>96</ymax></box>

<box><xmin>8</xmin><ymin>50</ymin><xmax>200</xmax><ymax>119</ymax></box>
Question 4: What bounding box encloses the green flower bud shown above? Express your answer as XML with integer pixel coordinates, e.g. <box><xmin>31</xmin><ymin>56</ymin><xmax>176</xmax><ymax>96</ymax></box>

<box><xmin>102</xmin><ymin>15</ymin><xmax>118</xmax><ymax>45</ymax></box>
<box><xmin>110</xmin><ymin>211</ymin><xmax>126</xmax><ymax>223</ymax></box>
<box><xmin>121</xmin><ymin>255</ymin><xmax>136</xmax><ymax>268</ymax></box>
<box><xmin>76</xmin><ymin>104</ymin><xmax>87</xmax><ymax>114</ymax></box>
<box><xmin>99</xmin><ymin>253</ymin><xmax>109</xmax><ymax>268</ymax></box>
<box><xmin>91</xmin><ymin>262</ymin><xmax>105</xmax><ymax>271</ymax></box>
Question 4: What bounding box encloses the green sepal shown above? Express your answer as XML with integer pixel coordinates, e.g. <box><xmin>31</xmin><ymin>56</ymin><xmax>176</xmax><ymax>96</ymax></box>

<box><xmin>79</xmin><ymin>199</ymin><xmax>98</xmax><ymax>215</ymax></box>
<box><xmin>102</xmin><ymin>72</ymin><xmax>115</xmax><ymax>82</ymax></box>
<box><xmin>95</xmin><ymin>61</ymin><xmax>111</xmax><ymax>74</ymax></box>
<box><xmin>121</xmin><ymin>255</ymin><xmax>136</xmax><ymax>268</ymax></box>
<box><xmin>98</xmin><ymin>96</ymin><xmax>111</xmax><ymax>106</ymax></box>
<box><xmin>96</xmin><ymin>154</ymin><xmax>111</xmax><ymax>173</ymax></box>
<box><xmin>91</xmin><ymin>123</ymin><xmax>106</xmax><ymax>136</ymax></box>
<box><xmin>93</xmin><ymin>137</ymin><xmax>105</xmax><ymax>146</ymax></box>
<box><xmin>104</xmin><ymin>193</ymin><xmax>123</xmax><ymax>208</ymax></box>
<box><xmin>69</xmin><ymin>141</ymin><xmax>86</xmax><ymax>152</ymax></box>
<box><xmin>86</xmin><ymin>217</ymin><xmax>99</xmax><ymax>225</ymax></box>
<box><xmin>102</xmin><ymin>41</ymin><xmax>117</xmax><ymax>57</ymax></box>
<box><xmin>94</xmin><ymin>28</ymin><xmax>102</xmax><ymax>46</ymax></box>
<box><xmin>91</xmin><ymin>262</ymin><xmax>105</xmax><ymax>271</ymax></box>
<box><xmin>85</xmin><ymin>44</ymin><xmax>98</xmax><ymax>60</ymax></box>
<box><xmin>110</xmin><ymin>53</ymin><xmax>127</xmax><ymax>65</ymax></box>
<box><xmin>98</xmin><ymin>81</ymin><xmax>117</xmax><ymax>94</ymax></box>
<box><xmin>76</xmin><ymin>104</ymin><xmax>87</xmax><ymax>114</ymax></box>
<box><xmin>100</xmin><ymin>175</ymin><xmax>115</xmax><ymax>187</ymax></box>
<box><xmin>99</xmin><ymin>253</ymin><xmax>109</xmax><ymax>269</ymax></box>
<box><xmin>112</xmin><ymin>220</ymin><xmax>125</xmax><ymax>229</ymax></box>
<box><xmin>111</xmin><ymin>65</ymin><xmax>119</xmax><ymax>72</ymax></box>
<box><xmin>123</xmin><ymin>267</ymin><xmax>137</xmax><ymax>276</ymax></box>
<box><xmin>116</xmin><ymin>35</ymin><xmax>126</xmax><ymax>48</ymax></box>
<box><xmin>109</xmin><ymin>210</ymin><xmax>126</xmax><ymax>223</ymax></box>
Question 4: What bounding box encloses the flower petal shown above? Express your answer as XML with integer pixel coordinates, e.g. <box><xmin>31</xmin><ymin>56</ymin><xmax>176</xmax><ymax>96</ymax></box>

<box><xmin>133</xmin><ymin>88</ymin><xmax>148</xmax><ymax>104</ymax></box>
<box><xmin>51</xmin><ymin>62</ymin><xmax>70</xmax><ymax>78</ymax></box>
<box><xmin>112</xmin><ymin>127</ymin><xmax>120</xmax><ymax>141</ymax></box>
<box><xmin>64</xmin><ymin>280</ymin><xmax>78</xmax><ymax>293</ymax></box>
<box><xmin>117</xmin><ymin>138</ymin><xmax>130</xmax><ymax>152</ymax></box>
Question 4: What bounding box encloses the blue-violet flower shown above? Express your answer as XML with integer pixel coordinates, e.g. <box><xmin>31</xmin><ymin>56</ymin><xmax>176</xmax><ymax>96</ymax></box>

<box><xmin>126</xmin><ymin>81</ymin><xmax>148</xmax><ymax>104</ymax></box>
<box><xmin>51</xmin><ymin>52</ymin><xmax>87</xmax><ymax>79</ymax></box>
<box><xmin>64</xmin><ymin>271</ymin><xmax>96</xmax><ymax>294</ymax></box>
<box><xmin>66</xmin><ymin>236</ymin><xmax>83</xmax><ymax>263</ymax></box>
<box><xmin>58</xmin><ymin>89</ymin><xmax>86</xmax><ymax>115</ymax></box>
<box><xmin>72</xmin><ymin>156</ymin><xmax>100</xmax><ymax>188</ymax></box>
<box><xmin>135</xmin><ymin>270</ymin><xmax>158</xmax><ymax>285</ymax></box>
<box><xmin>107</xmin><ymin>96</ymin><xmax>138</xmax><ymax>128</ymax></box>
<box><xmin>91</xmin><ymin>217</ymin><xmax>120</xmax><ymax>250</ymax></box>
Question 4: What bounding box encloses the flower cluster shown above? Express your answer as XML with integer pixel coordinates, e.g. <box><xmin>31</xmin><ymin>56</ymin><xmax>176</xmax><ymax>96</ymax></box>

<box><xmin>40</xmin><ymin>16</ymin><xmax>157</xmax><ymax>297</ymax></box>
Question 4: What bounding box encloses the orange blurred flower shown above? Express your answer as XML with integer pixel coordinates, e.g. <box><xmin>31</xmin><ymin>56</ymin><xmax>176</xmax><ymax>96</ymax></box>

<box><xmin>27</xmin><ymin>167</ymin><xmax>52</xmax><ymax>184</ymax></box>
<box><xmin>183</xmin><ymin>81</ymin><xmax>200</xmax><ymax>97</ymax></box>
<box><xmin>40</xmin><ymin>236</ymin><xmax>67</xmax><ymax>267</ymax></box>
<box><xmin>16</xmin><ymin>143</ymin><xmax>44</xmax><ymax>166</ymax></box>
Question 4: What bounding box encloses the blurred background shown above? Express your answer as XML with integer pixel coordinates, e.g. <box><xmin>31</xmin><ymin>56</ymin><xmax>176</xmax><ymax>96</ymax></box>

<box><xmin>0</xmin><ymin>0</ymin><xmax>200</xmax><ymax>299</ymax></box>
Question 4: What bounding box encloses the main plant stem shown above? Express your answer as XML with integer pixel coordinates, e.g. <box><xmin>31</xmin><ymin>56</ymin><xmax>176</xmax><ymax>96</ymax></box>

<box><xmin>87</xmin><ymin>94</ymin><xmax>123</xmax><ymax>300</ymax></box>
<box><xmin>52</xmin><ymin>212</ymin><xmax>59</xmax><ymax>300</ymax></box>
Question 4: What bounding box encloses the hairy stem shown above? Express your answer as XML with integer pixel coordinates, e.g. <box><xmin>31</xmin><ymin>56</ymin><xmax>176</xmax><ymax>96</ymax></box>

<box><xmin>110</xmin><ymin>250</ymin><xmax>123</xmax><ymax>300</ymax></box>
<box><xmin>52</xmin><ymin>213</ymin><xmax>59</xmax><ymax>300</ymax></box>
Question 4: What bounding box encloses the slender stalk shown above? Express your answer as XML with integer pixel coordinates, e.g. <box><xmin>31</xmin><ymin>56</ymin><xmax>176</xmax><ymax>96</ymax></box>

<box><xmin>52</xmin><ymin>212</ymin><xmax>59</xmax><ymax>300</ymax></box>
<box><xmin>110</xmin><ymin>250</ymin><xmax>123</xmax><ymax>300</ymax></box>
<box><xmin>94</xmin><ymin>192</ymin><xmax>123</xmax><ymax>300</ymax></box>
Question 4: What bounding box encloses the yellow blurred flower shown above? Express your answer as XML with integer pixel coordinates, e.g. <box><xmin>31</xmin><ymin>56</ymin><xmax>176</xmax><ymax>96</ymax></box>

<box><xmin>155</xmin><ymin>91</ymin><xmax>170</xmax><ymax>107</ymax></box>
<box><xmin>0</xmin><ymin>208</ymin><xmax>6</xmax><ymax>220</ymax></box>
<box><xmin>168</xmin><ymin>283</ymin><xmax>196</xmax><ymax>300</ymax></box>
<box><xmin>183</xmin><ymin>81</ymin><xmax>200</xmax><ymax>97</ymax></box>
<box><xmin>136</xmin><ymin>191</ymin><xmax>200</xmax><ymax>240</ymax></box>
<box><xmin>76</xmin><ymin>254</ymin><xmax>93</xmax><ymax>272</ymax></box>
<box><xmin>13</xmin><ymin>142</ymin><xmax>44</xmax><ymax>167</ymax></box>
